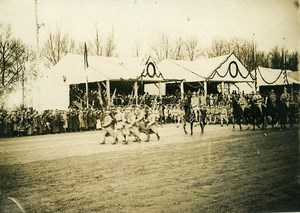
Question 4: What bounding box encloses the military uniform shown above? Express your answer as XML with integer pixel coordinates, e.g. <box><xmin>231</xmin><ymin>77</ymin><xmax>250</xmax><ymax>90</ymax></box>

<box><xmin>269</xmin><ymin>90</ymin><xmax>277</xmax><ymax>106</ymax></box>
<box><xmin>114</xmin><ymin>108</ymin><xmax>126</xmax><ymax>143</ymax></box>
<box><xmin>238</xmin><ymin>95</ymin><xmax>248</xmax><ymax>111</ymax></box>
<box><xmin>220</xmin><ymin>106</ymin><xmax>228</xmax><ymax>127</ymax></box>
<box><xmin>100</xmin><ymin>111</ymin><xmax>115</xmax><ymax>144</ymax></box>
<box><xmin>252</xmin><ymin>92</ymin><xmax>263</xmax><ymax>113</ymax></box>
<box><xmin>135</xmin><ymin>106</ymin><xmax>149</xmax><ymax>141</ymax></box>
<box><xmin>145</xmin><ymin>109</ymin><xmax>160</xmax><ymax>142</ymax></box>
<box><xmin>124</xmin><ymin>107</ymin><xmax>141</xmax><ymax>144</ymax></box>
<box><xmin>280</xmin><ymin>88</ymin><xmax>290</xmax><ymax>107</ymax></box>
<box><xmin>191</xmin><ymin>92</ymin><xmax>200</xmax><ymax>121</ymax></box>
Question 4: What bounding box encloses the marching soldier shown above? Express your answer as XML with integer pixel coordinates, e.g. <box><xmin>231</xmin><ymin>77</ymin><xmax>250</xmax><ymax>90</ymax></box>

<box><xmin>99</xmin><ymin>110</ymin><xmax>116</xmax><ymax>145</ymax></box>
<box><xmin>114</xmin><ymin>107</ymin><xmax>126</xmax><ymax>143</ymax></box>
<box><xmin>145</xmin><ymin>108</ymin><xmax>160</xmax><ymax>142</ymax></box>
<box><xmin>135</xmin><ymin>105</ymin><xmax>150</xmax><ymax>142</ymax></box>
<box><xmin>124</xmin><ymin>106</ymin><xmax>141</xmax><ymax>144</ymax></box>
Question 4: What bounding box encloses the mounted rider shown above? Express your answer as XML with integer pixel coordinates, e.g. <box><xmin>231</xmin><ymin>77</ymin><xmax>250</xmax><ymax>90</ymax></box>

<box><xmin>268</xmin><ymin>89</ymin><xmax>277</xmax><ymax>107</ymax></box>
<box><xmin>252</xmin><ymin>91</ymin><xmax>263</xmax><ymax>114</ymax></box>
<box><xmin>280</xmin><ymin>87</ymin><xmax>290</xmax><ymax>108</ymax></box>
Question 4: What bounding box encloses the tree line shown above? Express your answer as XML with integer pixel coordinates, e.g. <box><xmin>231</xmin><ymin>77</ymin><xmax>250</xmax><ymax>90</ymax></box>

<box><xmin>0</xmin><ymin>23</ymin><xmax>299</xmax><ymax>98</ymax></box>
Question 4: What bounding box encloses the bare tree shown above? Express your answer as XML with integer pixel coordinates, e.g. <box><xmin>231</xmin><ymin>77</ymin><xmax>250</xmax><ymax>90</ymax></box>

<box><xmin>184</xmin><ymin>35</ymin><xmax>204</xmax><ymax>61</ymax></box>
<box><xmin>0</xmin><ymin>23</ymin><xmax>28</xmax><ymax>94</ymax></box>
<box><xmin>269</xmin><ymin>45</ymin><xmax>283</xmax><ymax>69</ymax></box>
<box><xmin>42</xmin><ymin>27</ymin><xmax>75</xmax><ymax>68</ymax></box>
<box><xmin>207</xmin><ymin>37</ymin><xmax>257</xmax><ymax>71</ymax></box>
<box><xmin>104</xmin><ymin>28</ymin><xmax>117</xmax><ymax>57</ymax></box>
<box><xmin>93</xmin><ymin>28</ymin><xmax>102</xmax><ymax>56</ymax></box>
<box><xmin>81</xmin><ymin>27</ymin><xmax>103</xmax><ymax>56</ymax></box>
<box><xmin>151</xmin><ymin>33</ymin><xmax>173</xmax><ymax>62</ymax></box>
<box><xmin>207</xmin><ymin>38</ymin><xmax>229</xmax><ymax>57</ymax></box>
<box><xmin>172</xmin><ymin>37</ymin><xmax>184</xmax><ymax>60</ymax></box>
<box><xmin>132</xmin><ymin>40</ymin><xmax>141</xmax><ymax>58</ymax></box>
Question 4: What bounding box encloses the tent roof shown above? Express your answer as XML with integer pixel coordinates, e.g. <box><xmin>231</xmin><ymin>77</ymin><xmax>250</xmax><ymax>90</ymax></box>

<box><xmin>158</xmin><ymin>53</ymin><xmax>254</xmax><ymax>82</ymax></box>
<box><xmin>255</xmin><ymin>66</ymin><xmax>300</xmax><ymax>86</ymax></box>
<box><xmin>45</xmin><ymin>54</ymin><xmax>164</xmax><ymax>85</ymax></box>
<box><xmin>157</xmin><ymin>59</ymin><xmax>206</xmax><ymax>82</ymax></box>
<box><xmin>287</xmin><ymin>71</ymin><xmax>300</xmax><ymax>82</ymax></box>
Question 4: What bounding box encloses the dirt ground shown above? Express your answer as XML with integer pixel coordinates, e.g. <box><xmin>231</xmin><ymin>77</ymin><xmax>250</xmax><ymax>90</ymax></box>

<box><xmin>0</xmin><ymin>124</ymin><xmax>299</xmax><ymax>212</ymax></box>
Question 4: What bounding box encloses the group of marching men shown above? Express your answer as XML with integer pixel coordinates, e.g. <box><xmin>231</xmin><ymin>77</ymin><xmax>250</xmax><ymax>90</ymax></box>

<box><xmin>99</xmin><ymin>105</ymin><xmax>160</xmax><ymax>145</ymax></box>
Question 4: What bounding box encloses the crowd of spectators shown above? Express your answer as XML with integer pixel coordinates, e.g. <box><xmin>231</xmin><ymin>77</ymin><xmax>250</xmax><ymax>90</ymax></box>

<box><xmin>1</xmin><ymin>90</ymin><xmax>299</xmax><ymax>138</ymax></box>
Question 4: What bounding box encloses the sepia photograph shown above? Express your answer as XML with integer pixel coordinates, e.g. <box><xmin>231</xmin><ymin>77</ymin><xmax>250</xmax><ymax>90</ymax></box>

<box><xmin>0</xmin><ymin>0</ymin><xmax>299</xmax><ymax>212</ymax></box>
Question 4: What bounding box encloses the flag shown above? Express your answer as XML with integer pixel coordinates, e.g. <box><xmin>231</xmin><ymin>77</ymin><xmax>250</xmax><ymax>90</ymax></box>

<box><xmin>97</xmin><ymin>82</ymin><xmax>104</xmax><ymax>106</ymax></box>
<box><xmin>84</xmin><ymin>42</ymin><xmax>89</xmax><ymax>69</ymax></box>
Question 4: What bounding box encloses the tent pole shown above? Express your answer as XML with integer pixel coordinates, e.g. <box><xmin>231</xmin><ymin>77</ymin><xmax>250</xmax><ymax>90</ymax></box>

<box><xmin>86</xmin><ymin>76</ymin><xmax>89</xmax><ymax>108</ymax></box>
<box><xmin>221</xmin><ymin>81</ymin><xmax>225</xmax><ymax>96</ymax></box>
<box><xmin>204</xmin><ymin>81</ymin><xmax>207</xmax><ymax>105</ymax></box>
<box><xmin>106</xmin><ymin>79</ymin><xmax>110</xmax><ymax>108</ymax></box>
<box><xmin>134</xmin><ymin>81</ymin><xmax>138</xmax><ymax>104</ymax></box>
<box><xmin>158</xmin><ymin>81</ymin><xmax>162</xmax><ymax>99</ymax></box>
<box><xmin>180</xmin><ymin>81</ymin><xmax>184</xmax><ymax>101</ymax></box>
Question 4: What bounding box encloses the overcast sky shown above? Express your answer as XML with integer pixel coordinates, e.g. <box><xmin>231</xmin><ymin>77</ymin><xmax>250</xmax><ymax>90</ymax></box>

<box><xmin>0</xmin><ymin>0</ymin><xmax>299</xmax><ymax>57</ymax></box>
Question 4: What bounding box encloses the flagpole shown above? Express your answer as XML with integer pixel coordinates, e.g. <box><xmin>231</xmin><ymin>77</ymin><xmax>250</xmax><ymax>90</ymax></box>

<box><xmin>84</xmin><ymin>42</ymin><xmax>89</xmax><ymax>108</ymax></box>
<box><xmin>86</xmin><ymin>76</ymin><xmax>89</xmax><ymax>108</ymax></box>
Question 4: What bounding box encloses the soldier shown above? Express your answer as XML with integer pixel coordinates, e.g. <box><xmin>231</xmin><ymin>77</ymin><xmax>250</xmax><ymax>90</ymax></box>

<box><xmin>171</xmin><ymin>104</ymin><xmax>179</xmax><ymax>123</ymax></box>
<box><xmin>268</xmin><ymin>89</ymin><xmax>277</xmax><ymax>107</ymax></box>
<box><xmin>124</xmin><ymin>106</ymin><xmax>141</xmax><ymax>144</ymax></box>
<box><xmin>238</xmin><ymin>93</ymin><xmax>248</xmax><ymax>111</ymax></box>
<box><xmin>252</xmin><ymin>91</ymin><xmax>263</xmax><ymax>113</ymax></box>
<box><xmin>135</xmin><ymin>105</ymin><xmax>149</xmax><ymax>141</ymax></box>
<box><xmin>113</xmin><ymin>107</ymin><xmax>126</xmax><ymax>143</ymax></box>
<box><xmin>163</xmin><ymin>105</ymin><xmax>169</xmax><ymax>123</ymax></box>
<box><xmin>191</xmin><ymin>91</ymin><xmax>200</xmax><ymax>121</ymax></box>
<box><xmin>145</xmin><ymin>108</ymin><xmax>160</xmax><ymax>142</ymax></box>
<box><xmin>99</xmin><ymin>110</ymin><xmax>116</xmax><ymax>145</ymax></box>
<box><xmin>220</xmin><ymin>105</ymin><xmax>229</xmax><ymax>127</ymax></box>
<box><xmin>280</xmin><ymin>87</ymin><xmax>290</xmax><ymax>107</ymax></box>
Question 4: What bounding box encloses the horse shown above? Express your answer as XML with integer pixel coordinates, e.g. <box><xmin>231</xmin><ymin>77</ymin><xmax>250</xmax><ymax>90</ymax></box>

<box><xmin>198</xmin><ymin>107</ymin><xmax>207</xmax><ymax>134</ymax></box>
<box><xmin>231</xmin><ymin>97</ymin><xmax>243</xmax><ymax>130</ymax></box>
<box><xmin>277</xmin><ymin>99</ymin><xmax>290</xmax><ymax>130</ymax></box>
<box><xmin>288</xmin><ymin>102</ymin><xmax>298</xmax><ymax>128</ymax></box>
<box><xmin>182</xmin><ymin>100</ymin><xmax>195</xmax><ymax>135</ymax></box>
<box><xmin>246</xmin><ymin>99</ymin><xmax>265</xmax><ymax>130</ymax></box>
<box><xmin>262</xmin><ymin>97</ymin><xmax>278</xmax><ymax>129</ymax></box>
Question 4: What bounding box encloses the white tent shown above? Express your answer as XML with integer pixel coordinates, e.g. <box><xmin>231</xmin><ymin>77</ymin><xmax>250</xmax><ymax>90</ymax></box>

<box><xmin>32</xmin><ymin>70</ymin><xmax>69</xmax><ymax>111</ymax></box>
<box><xmin>255</xmin><ymin>67</ymin><xmax>300</xmax><ymax>86</ymax></box>
<box><xmin>46</xmin><ymin>54</ymin><xmax>164</xmax><ymax>84</ymax></box>
<box><xmin>287</xmin><ymin>71</ymin><xmax>299</xmax><ymax>82</ymax></box>
<box><xmin>158</xmin><ymin>53</ymin><xmax>254</xmax><ymax>83</ymax></box>
<box><xmin>32</xmin><ymin>54</ymin><xmax>165</xmax><ymax>110</ymax></box>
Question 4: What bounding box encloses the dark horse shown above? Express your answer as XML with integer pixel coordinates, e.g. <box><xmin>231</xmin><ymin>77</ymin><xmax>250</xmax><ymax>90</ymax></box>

<box><xmin>182</xmin><ymin>100</ymin><xmax>195</xmax><ymax>135</ymax></box>
<box><xmin>262</xmin><ymin>97</ymin><xmax>278</xmax><ymax>129</ymax></box>
<box><xmin>277</xmin><ymin>99</ymin><xmax>291</xmax><ymax>129</ymax></box>
<box><xmin>231</xmin><ymin>97</ymin><xmax>243</xmax><ymax>130</ymax></box>
<box><xmin>198</xmin><ymin>107</ymin><xmax>207</xmax><ymax>134</ymax></box>
<box><xmin>249</xmin><ymin>99</ymin><xmax>265</xmax><ymax>130</ymax></box>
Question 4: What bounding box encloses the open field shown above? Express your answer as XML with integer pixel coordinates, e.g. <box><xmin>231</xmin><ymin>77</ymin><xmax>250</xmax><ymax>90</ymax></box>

<box><xmin>0</xmin><ymin>124</ymin><xmax>299</xmax><ymax>212</ymax></box>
